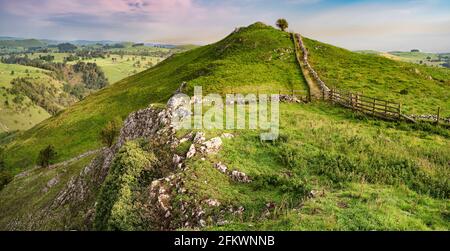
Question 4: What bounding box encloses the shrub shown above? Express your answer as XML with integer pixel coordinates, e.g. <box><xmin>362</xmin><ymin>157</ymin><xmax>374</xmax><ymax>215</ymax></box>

<box><xmin>278</xmin><ymin>144</ymin><xmax>300</xmax><ymax>169</ymax></box>
<box><xmin>100</xmin><ymin>118</ymin><xmax>122</xmax><ymax>147</ymax></box>
<box><xmin>37</xmin><ymin>145</ymin><xmax>57</xmax><ymax>168</ymax></box>
<box><xmin>276</xmin><ymin>19</ymin><xmax>289</xmax><ymax>31</ymax></box>
<box><xmin>94</xmin><ymin>141</ymin><xmax>157</xmax><ymax>231</ymax></box>
<box><xmin>0</xmin><ymin>171</ymin><xmax>13</xmax><ymax>191</ymax></box>
<box><xmin>0</xmin><ymin>148</ymin><xmax>11</xmax><ymax>190</ymax></box>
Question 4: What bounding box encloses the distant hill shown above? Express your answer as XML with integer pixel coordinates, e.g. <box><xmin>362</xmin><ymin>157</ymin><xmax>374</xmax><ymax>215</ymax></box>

<box><xmin>356</xmin><ymin>50</ymin><xmax>450</xmax><ymax>68</ymax></box>
<box><xmin>0</xmin><ymin>39</ymin><xmax>47</xmax><ymax>48</ymax></box>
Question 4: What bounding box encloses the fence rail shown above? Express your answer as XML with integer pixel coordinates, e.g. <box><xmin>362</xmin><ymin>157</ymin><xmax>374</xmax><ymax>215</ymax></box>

<box><xmin>327</xmin><ymin>88</ymin><xmax>402</xmax><ymax>120</ymax></box>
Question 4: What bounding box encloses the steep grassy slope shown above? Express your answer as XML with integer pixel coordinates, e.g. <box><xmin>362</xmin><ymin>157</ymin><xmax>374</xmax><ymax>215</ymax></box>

<box><xmin>188</xmin><ymin>103</ymin><xmax>449</xmax><ymax>230</ymax></box>
<box><xmin>2</xmin><ymin>23</ymin><xmax>306</xmax><ymax>173</ymax></box>
<box><xmin>0</xmin><ymin>154</ymin><xmax>95</xmax><ymax>230</ymax></box>
<box><xmin>0</xmin><ymin>63</ymin><xmax>56</xmax><ymax>132</ymax></box>
<box><xmin>2</xmin><ymin>103</ymin><xmax>448</xmax><ymax>230</ymax></box>
<box><xmin>304</xmin><ymin>38</ymin><xmax>450</xmax><ymax>116</ymax></box>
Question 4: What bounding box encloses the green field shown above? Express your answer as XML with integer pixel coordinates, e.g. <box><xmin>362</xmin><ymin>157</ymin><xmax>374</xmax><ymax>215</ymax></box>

<box><xmin>304</xmin><ymin>38</ymin><xmax>450</xmax><ymax>116</ymax></box>
<box><xmin>389</xmin><ymin>51</ymin><xmax>449</xmax><ymax>67</ymax></box>
<box><xmin>356</xmin><ymin>50</ymin><xmax>450</xmax><ymax>68</ymax></box>
<box><xmin>0</xmin><ymin>63</ymin><xmax>50</xmax><ymax>88</ymax></box>
<box><xmin>0</xmin><ymin>23</ymin><xmax>448</xmax><ymax>230</ymax></box>
<box><xmin>0</xmin><ymin>49</ymin><xmax>168</xmax><ymax>132</ymax></box>
<box><xmin>25</xmin><ymin>52</ymin><xmax>163</xmax><ymax>84</ymax></box>
<box><xmin>71</xmin><ymin>55</ymin><xmax>162</xmax><ymax>84</ymax></box>
<box><xmin>0</xmin><ymin>63</ymin><xmax>54</xmax><ymax>132</ymax></box>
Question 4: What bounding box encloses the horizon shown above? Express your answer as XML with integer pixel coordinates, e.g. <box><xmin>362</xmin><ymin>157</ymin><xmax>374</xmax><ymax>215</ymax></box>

<box><xmin>0</xmin><ymin>0</ymin><xmax>450</xmax><ymax>53</ymax></box>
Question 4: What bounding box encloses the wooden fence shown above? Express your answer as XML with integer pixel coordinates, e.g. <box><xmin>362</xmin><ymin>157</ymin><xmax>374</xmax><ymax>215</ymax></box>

<box><xmin>327</xmin><ymin>88</ymin><xmax>402</xmax><ymax>120</ymax></box>
<box><xmin>225</xmin><ymin>87</ymin><xmax>448</xmax><ymax>125</ymax></box>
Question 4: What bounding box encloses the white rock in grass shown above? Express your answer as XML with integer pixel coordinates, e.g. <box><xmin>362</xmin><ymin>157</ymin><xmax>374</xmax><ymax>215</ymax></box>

<box><xmin>186</xmin><ymin>144</ymin><xmax>196</xmax><ymax>159</ymax></box>
<box><xmin>201</xmin><ymin>137</ymin><xmax>222</xmax><ymax>155</ymax></box>
<box><xmin>221</xmin><ymin>133</ymin><xmax>234</xmax><ymax>139</ymax></box>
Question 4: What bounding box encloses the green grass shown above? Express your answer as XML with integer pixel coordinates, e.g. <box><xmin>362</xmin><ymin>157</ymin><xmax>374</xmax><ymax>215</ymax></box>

<box><xmin>0</xmin><ymin>63</ymin><xmax>56</xmax><ymax>132</ymax></box>
<box><xmin>304</xmin><ymin>38</ymin><xmax>450</xmax><ymax>116</ymax></box>
<box><xmin>0</xmin><ymin>154</ymin><xmax>95</xmax><ymax>230</ymax></box>
<box><xmin>24</xmin><ymin>53</ymin><xmax>164</xmax><ymax>84</ymax></box>
<box><xmin>0</xmin><ymin>62</ymin><xmax>51</xmax><ymax>88</ymax></box>
<box><xmin>1</xmin><ymin>22</ymin><xmax>306</xmax><ymax>174</ymax></box>
<box><xmin>209</xmin><ymin>183</ymin><xmax>449</xmax><ymax>231</ymax></box>
<box><xmin>389</xmin><ymin>51</ymin><xmax>448</xmax><ymax>67</ymax></box>
<box><xmin>183</xmin><ymin>102</ymin><xmax>449</xmax><ymax>230</ymax></box>
<box><xmin>70</xmin><ymin>55</ymin><xmax>162</xmax><ymax>84</ymax></box>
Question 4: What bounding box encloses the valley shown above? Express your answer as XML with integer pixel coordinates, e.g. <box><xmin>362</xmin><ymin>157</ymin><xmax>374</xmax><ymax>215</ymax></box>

<box><xmin>0</xmin><ymin>40</ymin><xmax>179</xmax><ymax>132</ymax></box>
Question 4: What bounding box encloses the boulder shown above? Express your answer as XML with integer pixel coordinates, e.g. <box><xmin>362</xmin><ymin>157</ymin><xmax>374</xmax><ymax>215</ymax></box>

<box><xmin>201</xmin><ymin>137</ymin><xmax>222</xmax><ymax>155</ymax></box>
<box><xmin>193</xmin><ymin>132</ymin><xmax>206</xmax><ymax>144</ymax></box>
<box><xmin>186</xmin><ymin>144</ymin><xmax>196</xmax><ymax>159</ymax></box>
<box><xmin>214</xmin><ymin>162</ymin><xmax>228</xmax><ymax>173</ymax></box>
<box><xmin>231</xmin><ymin>170</ymin><xmax>251</xmax><ymax>183</ymax></box>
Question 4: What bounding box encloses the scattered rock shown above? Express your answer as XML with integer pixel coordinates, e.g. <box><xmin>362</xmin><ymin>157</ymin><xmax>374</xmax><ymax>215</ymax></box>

<box><xmin>193</xmin><ymin>132</ymin><xmax>206</xmax><ymax>144</ymax></box>
<box><xmin>337</xmin><ymin>201</ymin><xmax>348</xmax><ymax>209</ymax></box>
<box><xmin>309</xmin><ymin>190</ymin><xmax>325</xmax><ymax>198</ymax></box>
<box><xmin>204</xmin><ymin>199</ymin><xmax>221</xmax><ymax>207</ymax></box>
<box><xmin>47</xmin><ymin>176</ymin><xmax>59</xmax><ymax>188</ymax></box>
<box><xmin>221</xmin><ymin>133</ymin><xmax>234</xmax><ymax>139</ymax></box>
<box><xmin>231</xmin><ymin>170</ymin><xmax>251</xmax><ymax>183</ymax></box>
<box><xmin>186</xmin><ymin>144</ymin><xmax>196</xmax><ymax>159</ymax></box>
<box><xmin>173</xmin><ymin>154</ymin><xmax>183</xmax><ymax>165</ymax></box>
<box><xmin>214</xmin><ymin>162</ymin><xmax>228</xmax><ymax>174</ymax></box>
<box><xmin>200</xmin><ymin>137</ymin><xmax>222</xmax><ymax>155</ymax></box>
<box><xmin>217</xmin><ymin>220</ymin><xmax>229</xmax><ymax>226</ymax></box>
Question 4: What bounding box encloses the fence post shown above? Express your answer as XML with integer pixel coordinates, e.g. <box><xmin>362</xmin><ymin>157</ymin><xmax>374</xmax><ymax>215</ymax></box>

<box><xmin>398</xmin><ymin>103</ymin><xmax>402</xmax><ymax>119</ymax></box>
<box><xmin>372</xmin><ymin>98</ymin><xmax>376</xmax><ymax>115</ymax></box>
<box><xmin>384</xmin><ymin>100</ymin><xmax>388</xmax><ymax>117</ymax></box>
<box><xmin>330</xmin><ymin>88</ymin><xmax>334</xmax><ymax>103</ymax></box>
<box><xmin>436</xmin><ymin>106</ymin><xmax>441</xmax><ymax>125</ymax></box>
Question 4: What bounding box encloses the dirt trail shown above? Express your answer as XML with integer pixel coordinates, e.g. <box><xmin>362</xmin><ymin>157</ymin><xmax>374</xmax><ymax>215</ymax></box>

<box><xmin>14</xmin><ymin>148</ymin><xmax>104</xmax><ymax>179</ymax></box>
<box><xmin>292</xmin><ymin>33</ymin><xmax>327</xmax><ymax>100</ymax></box>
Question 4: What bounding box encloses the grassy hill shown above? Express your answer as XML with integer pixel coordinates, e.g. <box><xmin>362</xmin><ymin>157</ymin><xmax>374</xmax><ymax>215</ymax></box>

<box><xmin>0</xmin><ymin>39</ymin><xmax>46</xmax><ymax>49</ymax></box>
<box><xmin>0</xmin><ymin>63</ymin><xmax>54</xmax><ymax>132</ymax></box>
<box><xmin>304</xmin><ymin>38</ymin><xmax>450</xmax><ymax>116</ymax></box>
<box><xmin>0</xmin><ymin>23</ymin><xmax>448</xmax><ymax>231</ymax></box>
<box><xmin>24</xmin><ymin>53</ymin><xmax>165</xmax><ymax>84</ymax></box>
<box><xmin>389</xmin><ymin>51</ymin><xmax>449</xmax><ymax>67</ymax></box>
<box><xmin>1</xmin><ymin>22</ymin><xmax>306</xmax><ymax>173</ymax></box>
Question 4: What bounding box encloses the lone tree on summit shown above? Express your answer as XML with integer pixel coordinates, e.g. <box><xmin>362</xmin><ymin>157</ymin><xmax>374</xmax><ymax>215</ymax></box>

<box><xmin>276</xmin><ymin>19</ymin><xmax>289</xmax><ymax>31</ymax></box>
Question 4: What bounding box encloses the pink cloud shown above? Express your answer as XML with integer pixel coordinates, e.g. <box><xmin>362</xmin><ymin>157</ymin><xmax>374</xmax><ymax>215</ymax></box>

<box><xmin>1</xmin><ymin>0</ymin><xmax>207</xmax><ymax>22</ymax></box>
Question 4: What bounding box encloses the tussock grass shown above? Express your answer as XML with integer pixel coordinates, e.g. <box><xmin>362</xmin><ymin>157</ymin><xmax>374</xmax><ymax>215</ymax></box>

<box><xmin>303</xmin><ymin>38</ymin><xmax>450</xmax><ymax>116</ymax></box>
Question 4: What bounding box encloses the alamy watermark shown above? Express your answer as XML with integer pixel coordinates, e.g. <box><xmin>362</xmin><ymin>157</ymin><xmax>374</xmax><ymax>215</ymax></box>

<box><xmin>170</xmin><ymin>86</ymin><xmax>279</xmax><ymax>140</ymax></box>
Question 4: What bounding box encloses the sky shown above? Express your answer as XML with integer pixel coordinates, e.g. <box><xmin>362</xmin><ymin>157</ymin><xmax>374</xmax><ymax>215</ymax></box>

<box><xmin>0</xmin><ymin>0</ymin><xmax>449</xmax><ymax>52</ymax></box>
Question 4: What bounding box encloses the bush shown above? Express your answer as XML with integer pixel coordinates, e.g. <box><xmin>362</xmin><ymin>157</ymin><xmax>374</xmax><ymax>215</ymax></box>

<box><xmin>0</xmin><ymin>171</ymin><xmax>13</xmax><ymax>191</ymax></box>
<box><xmin>94</xmin><ymin>141</ymin><xmax>157</xmax><ymax>231</ymax></box>
<box><xmin>100</xmin><ymin>118</ymin><xmax>122</xmax><ymax>147</ymax></box>
<box><xmin>278</xmin><ymin>144</ymin><xmax>300</xmax><ymax>169</ymax></box>
<box><xmin>276</xmin><ymin>19</ymin><xmax>289</xmax><ymax>31</ymax></box>
<box><xmin>37</xmin><ymin>145</ymin><xmax>57</xmax><ymax>168</ymax></box>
